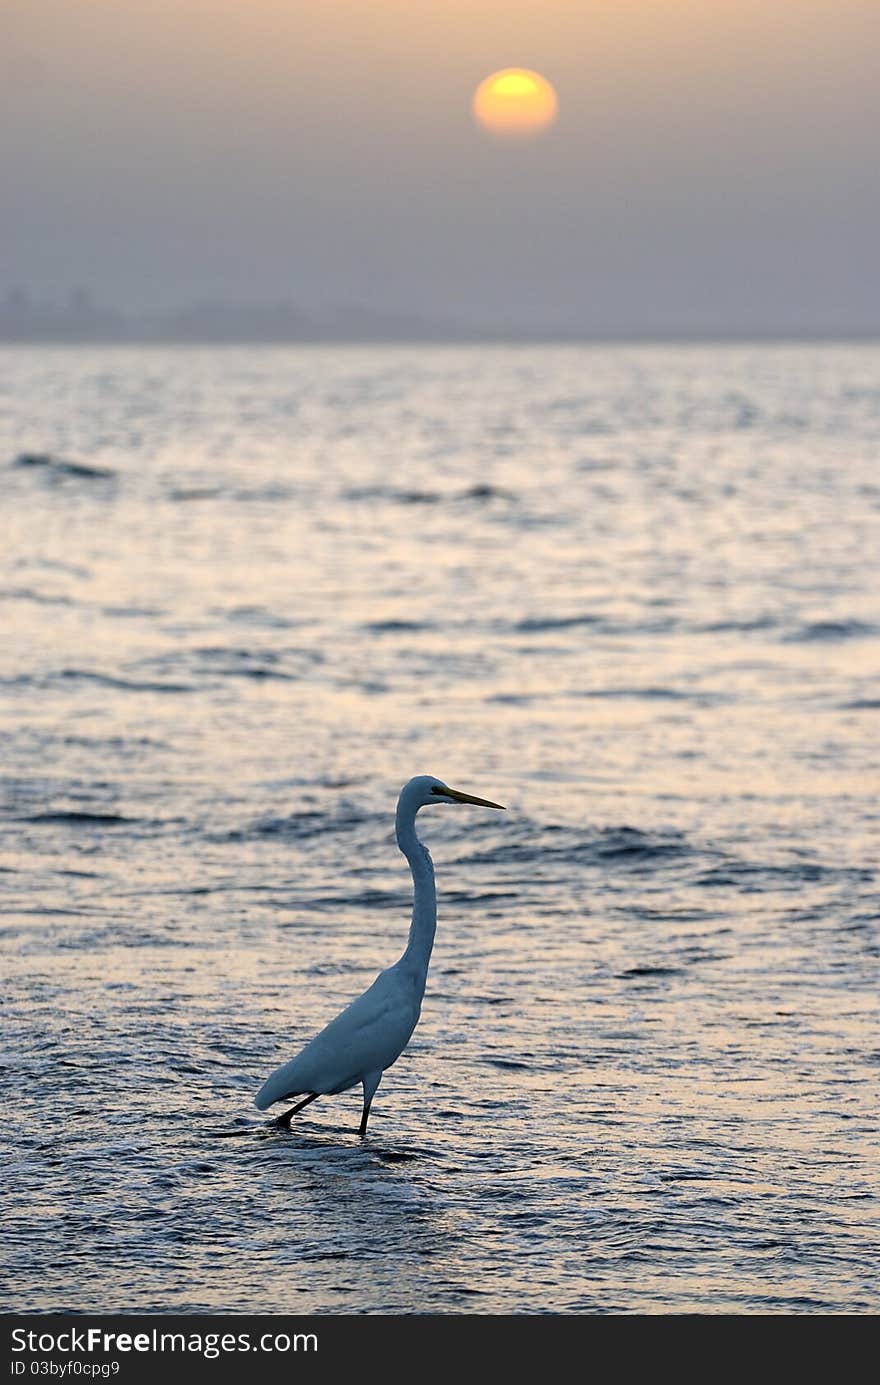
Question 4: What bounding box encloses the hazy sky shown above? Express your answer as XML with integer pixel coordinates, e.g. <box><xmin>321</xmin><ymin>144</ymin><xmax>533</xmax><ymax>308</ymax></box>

<box><xmin>3</xmin><ymin>0</ymin><xmax>879</xmax><ymax>331</ymax></box>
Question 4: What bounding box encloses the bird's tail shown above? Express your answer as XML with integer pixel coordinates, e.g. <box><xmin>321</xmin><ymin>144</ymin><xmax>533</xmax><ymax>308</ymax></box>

<box><xmin>254</xmin><ymin>1058</ymin><xmax>302</xmax><ymax>1109</ymax></box>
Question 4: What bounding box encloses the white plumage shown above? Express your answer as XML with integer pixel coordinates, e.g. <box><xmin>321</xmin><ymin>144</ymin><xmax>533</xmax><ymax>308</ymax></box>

<box><xmin>255</xmin><ymin>774</ymin><xmax>505</xmax><ymax>1135</ymax></box>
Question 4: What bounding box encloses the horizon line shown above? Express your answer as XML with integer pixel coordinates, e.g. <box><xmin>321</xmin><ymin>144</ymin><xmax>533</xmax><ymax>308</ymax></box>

<box><xmin>2</xmin><ymin>330</ymin><xmax>879</xmax><ymax>346</ymax></box>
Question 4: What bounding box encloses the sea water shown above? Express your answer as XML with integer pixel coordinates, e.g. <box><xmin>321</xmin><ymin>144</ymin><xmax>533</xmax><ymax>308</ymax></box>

<box><xmin>1</xmin><ymin>343</ymin><xmax>878</xmax><ymax>1312</ymax></box>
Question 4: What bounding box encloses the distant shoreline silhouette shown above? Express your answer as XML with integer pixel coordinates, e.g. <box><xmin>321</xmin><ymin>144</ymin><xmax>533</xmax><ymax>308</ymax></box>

<box><xmin>1</xmin><ymin>288</ymin><xmax>878</xmax><ymax>345</ymax></box>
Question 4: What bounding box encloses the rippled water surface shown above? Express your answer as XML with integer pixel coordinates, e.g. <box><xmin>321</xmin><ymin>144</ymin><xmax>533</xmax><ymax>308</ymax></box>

<box><xmin>1</xmin><ymin>344</ymin><xmax>879</xmax><ymax>1313</ymax></box>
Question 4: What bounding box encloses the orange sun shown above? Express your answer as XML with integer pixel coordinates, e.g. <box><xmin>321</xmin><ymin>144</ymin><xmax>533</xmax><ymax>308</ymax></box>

<box><xmin>472</xmin><ymin>68</ymin><xmax>559</xmax><ymax>138</ymax></box>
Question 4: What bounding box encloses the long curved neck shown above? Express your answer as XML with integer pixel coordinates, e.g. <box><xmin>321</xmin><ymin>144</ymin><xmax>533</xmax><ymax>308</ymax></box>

<box><xmin>396</xmin><ymin>800</ymin><xmax>437</xmax><ymax>980</ymax></box>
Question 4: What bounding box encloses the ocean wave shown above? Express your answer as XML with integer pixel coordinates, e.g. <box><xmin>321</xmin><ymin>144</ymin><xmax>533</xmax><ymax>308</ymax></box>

<box><xmin>514</xmin><ymin>614</ymin><xmax>601</xmax><ymax>632</ymax></box>
<box><xmin>343</xmin><ymin>482</ymin><xmax>514</xmax><ymax>505</ymax></box>
<box><xmin>697</xmin><ymin>617</ymin><xmax>779</xmax><ymax>634</ymax></box>
<box><xmin>213</xmin><ymin>807</ymin><xmax>369</xmax><ymax>844</ymax></box>
<box><xmin>12</xmin><ymin>452</ymin><xmax>116</xmax><ymax>481</ymax></box>
<box><xmin>56</xmin><ymin>669</ymin><xmax>195</xmax><ymax>694</ymax></box>
<box><xmin>784</xmin><ymin>619</ymin><xmax>878</xmax><ymax>642</ymax></box>
<box><xmin>457</xmin><ymin>823</ymin><xmax>693</xmax><ymax>870</ymax></box>
<box><xmin>364</xmin><ymin>619</ymin><xmax>434</xmax><ymax>634</ymax></box>
<box><xmin>576</xmin><ymin>686</ymin><xmax>697</xmax><ymax>701</ymax></box>
<box><xmin>695</xmin><ymin>860</ymin><xmax>873</xmax><ymax>889</ymax></box>
<box><xmin>0</xmin><ymin>587</ymin><xmax>75</xmax><ymax>606</ymax></box>
<box><xmin>221</xmin><ymin>606</ymin><xmax>302</xmax><ymax>630</ymax></box>
<box><xmin>618</xmin><ymin>965</ymin><xmax>683</xmax><ymax>978</ymax></box>
<box><xmin>134</xmin><ymin>646</ymin><xmax>323</xmax><ymax>684</ymax></box>
<box><xmin>22</xmin><ymin>811</ymin><xmax>135</xmax><ymax>826</ymax></box>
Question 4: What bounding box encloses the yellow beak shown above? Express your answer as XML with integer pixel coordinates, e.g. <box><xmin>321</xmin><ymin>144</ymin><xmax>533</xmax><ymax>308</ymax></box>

<box><xmin>442</xmin><ymin>785</ymin><xmax>506</xmax><ymax>810</ymax></box>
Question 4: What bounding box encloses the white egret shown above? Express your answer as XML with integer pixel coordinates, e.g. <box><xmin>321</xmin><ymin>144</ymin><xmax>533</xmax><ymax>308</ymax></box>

<box><xmin>255</xmin><ymin>775</ymin><xmax>505</xmax><ymax>1136</ymax></box>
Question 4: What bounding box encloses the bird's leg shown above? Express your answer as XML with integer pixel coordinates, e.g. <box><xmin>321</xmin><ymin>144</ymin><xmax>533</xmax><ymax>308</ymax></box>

<box><xmin>275</xmin><ymin>1093</ymin><xmax>319</xmax><ymax>1128</ymax></box>
<box><xmin>359</xmin><ymin>1071</ymin><xmax>382</xmax><ymax>1139</ymax></box>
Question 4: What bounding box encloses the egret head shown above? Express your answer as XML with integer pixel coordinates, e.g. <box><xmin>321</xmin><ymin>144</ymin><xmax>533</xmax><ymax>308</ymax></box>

<box><xmin>401</xmin><ymin>775</ymin><xmax>506</xmax><ymax>812</ymax></box>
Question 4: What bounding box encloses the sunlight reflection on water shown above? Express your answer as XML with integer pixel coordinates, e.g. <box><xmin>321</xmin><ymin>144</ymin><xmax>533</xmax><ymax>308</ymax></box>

<box><xmin>1</xmin><ymin>345</ymin><xmax>878</xmax><ymax>1312</ymax></box>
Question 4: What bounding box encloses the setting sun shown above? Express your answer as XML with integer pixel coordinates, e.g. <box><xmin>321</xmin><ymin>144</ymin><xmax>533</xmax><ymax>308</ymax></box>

<box><xmin>472</xmin><ymin>68</ymin><xmax>559</xmax><ymax>138</ymax></box>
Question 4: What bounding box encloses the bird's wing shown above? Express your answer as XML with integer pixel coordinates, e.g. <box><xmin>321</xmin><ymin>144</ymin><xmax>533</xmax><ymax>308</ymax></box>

<box><xmin>254</xmin><ymin>967</ymin><xmax>421</xmax><ymax>1108</ymax></box>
